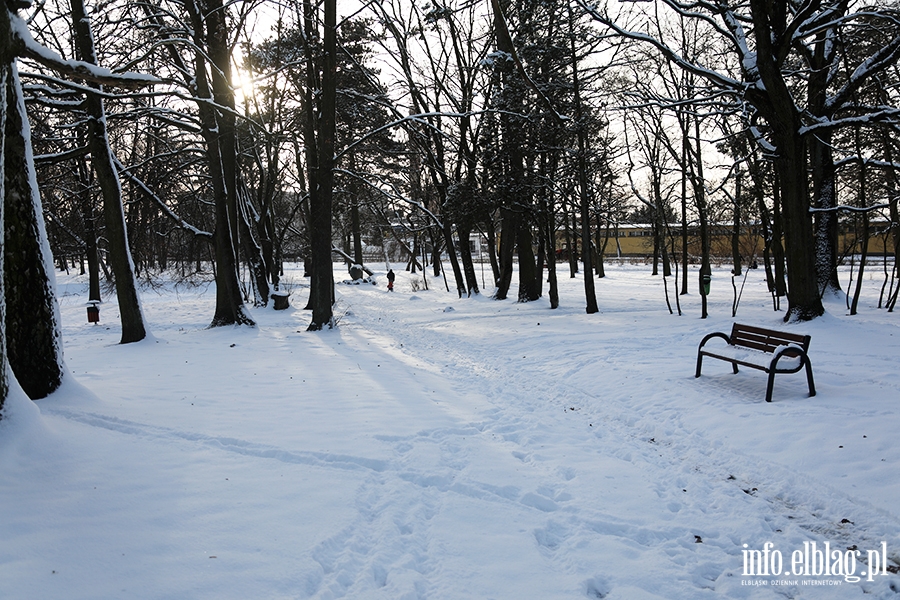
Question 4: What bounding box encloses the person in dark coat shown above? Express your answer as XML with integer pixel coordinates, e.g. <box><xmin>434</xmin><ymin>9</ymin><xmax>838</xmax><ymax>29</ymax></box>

<box><xmin>387</xmin><ymin>269</ymin><xmax>395</xmax><ymax>291</ymax></box>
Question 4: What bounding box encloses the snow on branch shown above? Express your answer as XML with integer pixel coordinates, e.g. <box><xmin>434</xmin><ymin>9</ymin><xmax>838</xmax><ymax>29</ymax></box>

<box><xmin>826</xmin><ymin>34</ymin><xmax>900</xmax><ymax>112</ymax></box>
<box><xmin>834</xmin><ymin>156</ymin><xmax>900</xmax><ymax>171</ymax></box>
<box><xmin>800</xmin><ymin>107</ymin><xmax>900</xmax><ymax>136</ymax></box>
<box><xmin>113</xmin><ymin>158</ymin><xmax>213</xmax><ymax>240</ymax></box>
<box><xmin>10</xmin><ymin>12</ymin><xmax>159</xmax><ymax>90</ymax></box>
<box><xmin>336</xmin><ymin>111</ymin><xmax>470</xmax><ymax>161</ymax></box>
<box><xmin>19</xmin><ymin>70</ymin><xmax>162</xmax><ymax>101</ymax></box>
<box><xmin>577</xmin><ymin>0</ymin><xmax>743</xmax><ymax>93</ymax></box>
<box><xmin>809</xmin><ymin>203</ymin><xmax>891</xmax><ymax>214</ymax></box>
<box><xmin>44</xmin><ymin>211</ymin><xmax>86</xmax><ymax>248</ymax></box>
<box><xmin>334</xmin><ymin>168</ymin><xmax>444</xmax><ymax>229</ymax></box>
<box><xmin>489</xmin><ymin>0</ymin><xmax>569</xmax><ymax>124</ymax></box>
<box><xmin>33</xmin><ymin>144</ymin><xmax>89</xmax><ymax>165</ymax></box>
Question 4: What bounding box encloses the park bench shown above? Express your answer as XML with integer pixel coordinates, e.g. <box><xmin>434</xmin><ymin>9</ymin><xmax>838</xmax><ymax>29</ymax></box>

<box><xmin>695</xmin><ymin>323</ymin><xmax>816</xmax><ymax>403</ymax></box>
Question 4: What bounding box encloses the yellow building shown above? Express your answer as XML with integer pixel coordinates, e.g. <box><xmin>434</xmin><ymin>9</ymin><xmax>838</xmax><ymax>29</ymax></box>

<box><xmin>574</xmin><ymin>221</ymin><xmax>896</xmax><ymax>261</ymax></box>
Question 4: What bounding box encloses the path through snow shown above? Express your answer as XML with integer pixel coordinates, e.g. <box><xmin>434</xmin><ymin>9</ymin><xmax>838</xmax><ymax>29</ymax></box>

<box><xmin>2</xmin><ymin>263</ymin><xmax>899</xmax><ymax>599</ymax></box>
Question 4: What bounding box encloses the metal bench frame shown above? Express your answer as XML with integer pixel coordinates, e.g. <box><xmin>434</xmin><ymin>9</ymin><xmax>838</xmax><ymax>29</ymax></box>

<box><xmin>695</xmin><ymin>323</ymin><xmax>816</xmax><ymax>403</ymax></box>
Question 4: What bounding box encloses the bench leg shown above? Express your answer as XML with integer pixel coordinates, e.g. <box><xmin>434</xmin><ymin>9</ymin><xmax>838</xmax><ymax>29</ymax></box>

<box><xmin>765</xmin><ymin>370</ymin><xmax>776</xmax><ymax>403</ymax></box>
<box><xmin>696</xmin><ymin>354</ymin><xmax>740</xmax><ymax>378</ymax></box>
<box><xmin>805</xmin><ymin>359</ymin><xmax>816</xmax><ymax>397</ymax></box>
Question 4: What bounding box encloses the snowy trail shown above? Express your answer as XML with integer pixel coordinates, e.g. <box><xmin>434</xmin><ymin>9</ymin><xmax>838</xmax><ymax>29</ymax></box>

<box><xmin>335</xmin><ymin>277</ymin><xmax>900</xmax><ymax>598</ymax></box>
<box><xmin>3</xmin><ymin>264</ymin><xmax>900</xmax><ymax>599</ymax></box>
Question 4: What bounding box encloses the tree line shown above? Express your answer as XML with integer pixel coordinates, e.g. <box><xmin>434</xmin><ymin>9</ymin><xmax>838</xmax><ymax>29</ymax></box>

<box><xmin>2</xmin><ymin>0</ymin><xmax>899</xmax><ymax>413</ymax></box>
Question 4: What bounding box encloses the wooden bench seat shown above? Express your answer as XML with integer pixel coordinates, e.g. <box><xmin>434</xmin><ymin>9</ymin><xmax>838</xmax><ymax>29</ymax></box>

<box><xmin>695</xmin><ymin>323</ymin><xmax>816</xmax><ymax>403</ymax></box>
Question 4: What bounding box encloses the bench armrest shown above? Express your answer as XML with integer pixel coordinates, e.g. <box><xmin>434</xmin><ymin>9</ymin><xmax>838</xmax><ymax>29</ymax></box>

<box><xmin>698</xmin><ymin>331</ymin><xmax>731</xmax><ymax>350</ymax></box>
<box><xmin>768</xmin><ymin>343</ymin><xmax>808</xmax><ymax>373</ymax></box>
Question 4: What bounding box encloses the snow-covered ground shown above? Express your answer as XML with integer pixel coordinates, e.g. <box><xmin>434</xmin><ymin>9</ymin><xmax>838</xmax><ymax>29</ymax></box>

<box><xmin>2</xmin><ymin>261</ymin><xmax>899</xmax><ymax>599</ymax></box>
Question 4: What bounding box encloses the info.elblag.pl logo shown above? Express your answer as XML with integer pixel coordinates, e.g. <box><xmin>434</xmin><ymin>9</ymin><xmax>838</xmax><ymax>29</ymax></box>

<box><xmin>742</xmin><ymin>541</ymin><xmax>893</xmax><ymax>584</ymax></box>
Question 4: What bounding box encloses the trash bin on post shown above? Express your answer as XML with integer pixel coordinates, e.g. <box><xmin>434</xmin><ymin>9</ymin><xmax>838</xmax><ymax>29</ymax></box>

<box><xmin>87</xmin><ymin>301</ymin><xmax>100</xmax><ymax>323</ymax></box>
<box><xmin>702</xmin><ymin>273</ymin><xmax>712</xmax><ymax>296</ymax></box>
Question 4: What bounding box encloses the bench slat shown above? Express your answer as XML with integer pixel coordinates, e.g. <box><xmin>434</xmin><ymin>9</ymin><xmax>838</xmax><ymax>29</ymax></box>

<box><xmin>730</xmin><ymin>324</ymin><xmax>809</xmax><ymax>353</ymax></box>
<box><xmin>732</xmin><ymin>323</ymin><xmax>808</xmax><ymax>346</ymax></box>
<box><xmin>733</xmin><ymin>337</ymin><xmax>779</xmax><ymax>353</ymax></box>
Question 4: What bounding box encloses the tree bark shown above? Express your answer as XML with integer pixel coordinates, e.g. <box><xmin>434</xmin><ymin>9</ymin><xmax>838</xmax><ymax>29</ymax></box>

<box><xmin>808</xmin><ymin>28</ymin><xmax>841</xmax><ymax>297</ymax></box>
<box><xmin>545</xmin><ymin>205</ymin><xmax>559</xmax><ymax>308</ymax></box>
<box><xmin>70</xmin><ymin>0</ymin><xmax>147</xmax><ymax>343</ymax></box>
<box><xmin>1</xmin><ymin>20</ymin><xmax>13</xmax><ymax>411</ymax></box>
<box><xmin>516</xmin><ymin>217</ymin><xmax>540</xmax><ymax>302</ymax></box>
<box><xmin>75</xmin><ymin>147</ymin><xmax>101</xmax><ymax>302</ymax></box>
<box><xmin>570</xmin><ymin>12</ymin><xmax>597</xmax><ymax>313</ymax></box>
<box><xmin>680</xmin><ymin>133</ymin><xmax>689</xmax><ymax>295</ymax></box>
<box><xmin>810</xmin><ymin>132</ymin><xmax>840</xmax><ymax>296</ymax></box>
<box><xmin>748</xmin><ymin>0</ymin><xmax>824</xmax><ymax>321</ymax></box>
<box><xmin>770</xmin><ymin>177</ymin><xmax>788</xmax><ymax>299</ymax></box>
<box><xmin>3</xmin><ymin>63</ymin><xmax>64</xmax><ymax>398</ymax></box>
<box><xmin>880</xmin><ymin>130</ymin><xmax>900</xmax><ymax>311</ymax></box>
<box><xmin>183</xmin><ymin>0</ymin><xmax>253</xmax><ymax>327</ymax></box>
<box><xmin>494</xmin><ymin>206</ymin><xmax>516</xmax><ymax>299</ymax></box>
<box><xmin>690</xmin><ymin>120</ymin><xmax>711</xmax><ymax>319</ymax></box>
<box><xmin>731</xmin><ymin>166</ymin><xmax>742</xmax><ymax>277</ymax></box>
<box><xmin>457</xmin><ymin>223</ymin><xmax>480</xmax><ymax>296</ymax></box>
<box><xmin>306</xmin><ymin>0</ymin><xmax>337</xmax><ymax>330</ymax></box>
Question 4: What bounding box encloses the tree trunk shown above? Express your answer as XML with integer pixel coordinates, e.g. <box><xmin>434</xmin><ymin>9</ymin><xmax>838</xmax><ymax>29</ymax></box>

<box><xmin>811</xmin><ymin>132</ymin><xmax>841</xmax><ymax>296</ymax></box>
<box><xmin>651</xmin><ymin>217</ymin><xmax>660</xmax><ymax>276</ymax></box>
<box><xmin>680</xmin><ymin>134</ymin><xmax>689</xmax><ymax>295</ymax></box>
<box><xmin>517</xmin><ymin>218</ymin><xmax>540</xmax><ymax>302</ymax></box>
<box><xmin>237</xmin><ymin>182</ymin><xmax>269</xmax><ymax>305</ymax></box>
<box><xmin>536</xmin><ymin>226</ymin><xmax>546</xmax><ymax>298</ymax></box>
<box><xmin>484</xmin><ymin>220</ymin><xmax>500</xmax><ymax>287</ymax></box>
<box><xmin>564</xmin><ymin>199</ymin><xmax>577</xmax><ymax>277</ymax></box>
<box><xmin>494</xmin><ymin>206</ymin><xmax>516</xmax><ymax>299</ymax></box>
<box><xmin>748</xmin><ymin>0</ymin><xmax>824</xmax><ymax>321</ymax></box>
<box><xmin>692</xmin><ymin>121</ymin><xmax>711</xmax><ymax>319</ymax></box>
<box><xmin>850</xmin><ymin>128</ymin><xmax>869</xmax><ymax>316</ymax></box>
<box><xmin>808</xmin><ymin>29</ymin><xmax>841</xmax><ymax>297</ymax></box>
<box><xmin>732</xmin><ymin>166</ymin><xmax>742</xmax><ymax>277</ymax></box>
<box><xmin>770</xmin><ymin>178</ymin><xmax>788</xmax><ymax>299</ymax></box>
<box><xmin>457</xmin><ymin>224</ymin><xmax>480</xmax><ymax>296</ymax></box>
<box><xmin>431</xmin><ymin>229</ymin><xmax>442</xmax><ymax>278</ymax></box>
<box><xmin>850</xmin><ymin>213</ymin><xmax>869</xmax><ymax>316</ymax></box>
<box><xmin>3</xmin><ymin>64</ymin><xmax>65</xmax><ymax>398</ymax></box>
<box><xmin>306</xmin><ymin>0</ymin><xmax>337</xmax><ymax>330</ymax></box>
<box><xmin>70</xmin><ymin>0</ymin><xmax>147</xmax><ymax>343</ymax></box>
<box><xmin>570</xmin><ymin>16</ymin><xmax>597</xmax><ymax>314</ymax></box>
<box><xmin>439</xmin><ymin>215</ymin><xmax>466</xmax><ymax>298</ymax></box>
<box><xmin>774</xmin><ymin>137</ymin><xmax>824</xmax><ymax>320</ymax></box>
<box><xmin>184</xmin><ymin>0</ymin><xmax>253</xmax><ymax>327</ymax></box>
<box><xmin>76</xmin><ymin>150</ymin><xmax>101</xmax><ymax>301</ymax></box>
<box><xmin>0</xmin><ymin>45</ymin><xmax>9</xmax><ymax>413</ymax></box>
<box><xmin>545</xmin><ymin>208</ymin><xmax>559</xmax><ymax>308</ymax></box>
<box><xmin>880</xmin><ymin>131</ymin><xmax>900</xmax><ymax>311</ymax></box>
<box><xmin>351</xmin><ymin>199</ymin><xmax>363</xmax><ymax>266</ymax></box>
<box><xmin>206</xmin><ymin>0</ymin><xmax>269</xmax><ymax>308</ymax></box>
<box><xmin>595</xmin><ymin>214</ymin><xmax>608</xmax><ymax>279</ymax></box>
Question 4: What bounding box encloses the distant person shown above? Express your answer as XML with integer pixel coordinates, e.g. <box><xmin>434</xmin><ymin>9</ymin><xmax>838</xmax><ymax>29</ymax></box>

<box><xmin>387</xmin><ymin>269</ymin><xmax>395</xmax><ymax>292</ymax></box>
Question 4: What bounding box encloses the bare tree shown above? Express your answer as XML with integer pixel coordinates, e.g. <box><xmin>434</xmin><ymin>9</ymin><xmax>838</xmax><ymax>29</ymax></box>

<box><xmin>302</xmin><ymin>0</ymin><xmax>337</xmax><ymax>330</ymax></box>
<box><xmin>581</xmin><ymin>0</ymin><xmax>900</xmax><ymax>320</ymax></box>
<box><xmin>69</xmin><ymin>0</ymin><xmax>147</xmax><ymax>343</ymax></box>
<box><xmin>0</xmin><ymin>0</ymin><xmax>152</xmax><ymax>409</ymax></box>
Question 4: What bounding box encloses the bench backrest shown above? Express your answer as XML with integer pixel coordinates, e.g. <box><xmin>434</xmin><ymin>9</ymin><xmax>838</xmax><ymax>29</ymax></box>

<box><xmin>730</xmin><ymin>323</ymin><xmax>811</xmax><ymax>353</ymax></box>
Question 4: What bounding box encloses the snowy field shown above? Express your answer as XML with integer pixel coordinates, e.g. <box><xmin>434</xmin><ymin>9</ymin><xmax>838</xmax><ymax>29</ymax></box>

<box><xmin>2</xmin><ymin>261</ymin><xmax>900</xmax><ymax>599</ymax></box>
